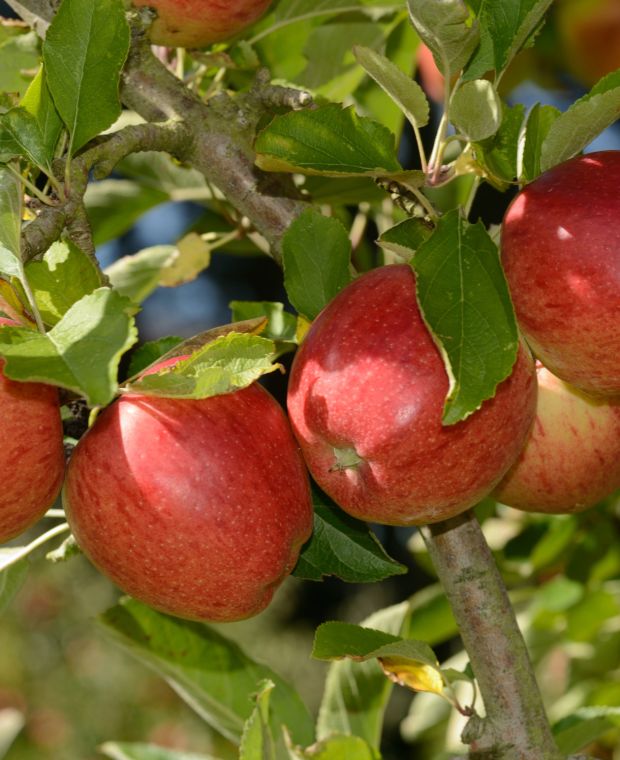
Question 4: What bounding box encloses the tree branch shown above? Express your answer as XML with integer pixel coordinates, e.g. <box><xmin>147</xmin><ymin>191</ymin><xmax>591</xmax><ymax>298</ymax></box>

<box><xmin>421</xmin><ymin>512</ymin><xmax>563</xmax><ymax>760</ymax></box>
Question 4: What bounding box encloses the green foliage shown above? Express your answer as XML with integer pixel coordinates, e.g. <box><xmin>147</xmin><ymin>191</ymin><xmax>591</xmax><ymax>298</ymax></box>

<box><xmin>294</xmin><ymin>491</ymin><xmax>406</xmax><ymax>583</ymax></box>
<box><xmin>412</xmin><ymin>211</ymin><xmax>518</xmax><ymax>424</ymax></box>
<box><xmin>126</xmin><ymin>333</ymin><xmax>280</xmax><ymax>399</ymax></box>
<box><xmin>99</xmin><ymin>599</ymin><xmax>315</xmax><ymax>748</ymax></box>
<box><xmin>42</xmin><ymin>0</ymin><xmax>130</xmax><ymax>153</ymax></box>
<box><xmin>282</xmin><ymin>208</ymin><xmax>352</xmax><ymax>320</ymax></box>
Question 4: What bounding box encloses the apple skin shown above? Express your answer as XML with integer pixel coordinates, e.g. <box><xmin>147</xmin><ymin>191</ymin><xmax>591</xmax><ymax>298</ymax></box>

<box><xmin>63</xmin><ymin>380</ymin><xmax>313</xmax><ymax>622</ymax></box>
<box><xmin>494</xmin><ymin>364</ymin><xmax>620</xmax><ymax>513</ymax></box>
<box><xmin>0</xmin><ymin>319</ymin><xmax>65</xmax><ymax>543</ymax></box>
<box><xmin>501</xmin><ymin>151</ymin><xmax>620</xmax><ymax>397</ymax></box>
<box><xmin>132</xmin><ymin>0</ymin><xmax>273</xmax><ymax>48</ymax></box>
<box><xmin>286</xmin><ymin>265</ymin><xmax>537</xmax><ymax>526</ymax></box>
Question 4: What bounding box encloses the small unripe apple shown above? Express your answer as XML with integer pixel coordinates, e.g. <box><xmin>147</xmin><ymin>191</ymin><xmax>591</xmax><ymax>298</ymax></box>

<box><xmin>63</xmin><ymin>378</ymin><xmax>313</xmax><ymax>622</ymax></box>
<box><xmin>501</xmin><ymin>151</ymin><xmax>620</xmax><ymax>397</ymax></box>
<box><xmin>0</xmin><ymin>319</ymin><xmax>65</xmax><ymax>543</ymax></box>
<box><xmin>132</xmin><ymin>0</ymin><xmax>273</xmax><ymax>48</ymax></box>
<box><xmin>494</xmin><ymin>364</ymin><xmax>620</xmax><ymax>513</ymax></box>
<box><xmin>287</xmin><ymin>265</ymin><xmax>537</xmax><ymax>526</ymax></box>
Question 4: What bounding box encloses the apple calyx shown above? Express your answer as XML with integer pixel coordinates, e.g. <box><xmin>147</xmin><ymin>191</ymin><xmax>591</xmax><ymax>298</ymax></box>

<box><xmin>330</xmin><ymin>446</ymin><xmax>364</xmax><ymax>472</ymax></box>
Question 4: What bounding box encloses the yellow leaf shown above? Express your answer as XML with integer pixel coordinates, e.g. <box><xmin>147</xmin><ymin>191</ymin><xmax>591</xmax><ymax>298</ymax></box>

<box><xmin>378</xmin><ymin>656</ymin><xmax>445</xmax><ymax>695</ymax></box>
<box><xmin>0</xmin><ymin>280</ymin><xmax>35</xmax><ymax>326</ymax></box>
<box><xmin>158</xmin><ymin>232</ymin><xmax>211</xmax><ymax>287</ymax></box>
<box><xmin>296</xmin><ymin>314</ymin><xmax>312</xmax><ymax>343</ymax></box>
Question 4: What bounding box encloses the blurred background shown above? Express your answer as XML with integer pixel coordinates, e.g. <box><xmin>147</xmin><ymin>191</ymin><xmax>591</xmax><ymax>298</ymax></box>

<box><xmin>1</xmin><ymin>0</ymin><xmax>620</xmax><ymax>758</ymax></box>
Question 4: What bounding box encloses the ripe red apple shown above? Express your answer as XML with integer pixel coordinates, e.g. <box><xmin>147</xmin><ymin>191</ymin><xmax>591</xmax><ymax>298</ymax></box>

<box><xmin>63</xmin><ymin>378</ymin><xmax>313</xmax><ymax>622</ymax></box>
<box><xmin>494</xmin><ymin>364</ymin><xmax>620</xmax><ymax>513</ymax></box>
<box><xmin>132</xmin><ymin>0</ymin><xmax>273</xmax><ymax>48</ymax></box>
<box><xmin>0</xmin><ymin>319</ymin><xmax>65</xmax><ymax>543</ymax></box>
<box><xmin>556</xmin><ymin>0</ymin><xmax>620</xmax><ymax>87</ymax></box>
<box><xmin>501</xmin><ymin>151</ymin><xmax>620</xmax><ymax>397</ymax></box>
<box><xmin>286</xmin><ymin>265</ymin><xmax>537</xmax><ymax>526</ymax></box>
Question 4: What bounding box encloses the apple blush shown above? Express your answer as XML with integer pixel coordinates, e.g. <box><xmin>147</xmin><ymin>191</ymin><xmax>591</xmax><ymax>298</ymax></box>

<box><xmin>63</xmin><ymin>380</ymin><xmax>313</xmax><ymax>622</ymax></box>
<box><xmin>0</xmin><ymin>319</ymin><xmax>65</xmax><ymax>543</ymax></box>
<box><xmin>133</xmin><ymin>0</ymin><xmax>274</xmax><ymax>48</ymax></box>
<box><xmin>494</xmin><ymin>364</ymin><xmax>620</xmax><ymax>514</ymax></box>
<box><xmin>501</xmin><ymin>151</ymin><xmax>620</xmax><ymax>397</ymax></box>
<box><xmin>287</xmin><ymin>265</ymin><xmax>537</xmax><ymax>526</ymax></box>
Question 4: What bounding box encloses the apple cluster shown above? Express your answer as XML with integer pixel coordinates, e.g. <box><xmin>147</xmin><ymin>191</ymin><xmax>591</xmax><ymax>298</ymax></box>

<box><xmin>286</xmin><ymin>152</ymin><xmax>620</xmax><ymax>523</ymax></box>
<box><xmin>1</xmin><ymin>152</ymin><xmax>618</xmax><ymax>624</ymax></box>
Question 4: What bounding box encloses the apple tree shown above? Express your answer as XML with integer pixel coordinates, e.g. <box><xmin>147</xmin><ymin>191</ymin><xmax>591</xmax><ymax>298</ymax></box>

<box><xmin>0</xmin><ymin>1</ymin><xmax>619</xmax><ymax>759</ymax></box>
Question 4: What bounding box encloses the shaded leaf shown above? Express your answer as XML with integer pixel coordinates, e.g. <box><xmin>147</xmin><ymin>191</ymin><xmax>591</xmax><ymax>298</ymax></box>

<box><xmin>99</xmin><ymin>598</ymin><xmax>314</xmax><ymax>746</ymax></box>
<box><xmin>0</xmin><ymin>559</ymin><xmax>28</xmax><ymax>614</ymax></box>
<box><xmin>287</xmin><ymin>734</ymin><xmax>380</xmax><ymax>760</ymax></box>
<box><xmin>553</xmin><ymin>706</ymin><xmax>620</xmax><ymax>754</ymax></box>
<box><xmin>407</xmin><ymin>0</ymin><xmax>479</xmax><ymax>80</ymax></box>
<box><xmin>255</xmin><ymin>104</ymin><xmax>401</xmax><ymax>176</ymax></box>
<box><xmin>20</xmin><ymin>66</ymin><xmax>63</xmax><ymax>163</ymax></box>
<box><xmin>293</xmin><ymin>491</ymin><xmax>406</xmax><ymax>583</ymax></box>
<box><xmin>450</xmin><ymin>79</ymin><xmax>501</xmax><ymax>141</ymax></box>
<box><xmin>412</xmin><ymin>210</ymin><xmax>518</xmax><ymax>424</ymax></box>
<box><xmin>378</xmin><ymin>217</ymin><xmax>433</xmax><ymax>262</ymax></box>
<box><xmin>126</xmin><ymin>336</ymin><xmax>184</xmax><ymax>378</ymax></box>
<box><xmin>282</xmin><ymin>208</ymin><xmax>352</xmax><ymax>320</ymax></box>
<box><xmin>353</xmin><ymin>45</ymin><xmax>429</xmax><ymax>129</ymax></box>
<box><xmin>316</xmin><ymin>602</ymin><xmax>411</xmax><ymax>747</ymax></box>
<box><xmin>239</xmin><ymin>680</ymin><xmax>277</xmax><ymax>760</ymax></box>
<box><xmin>229</xmin><ymin>301</ymin><xmax>298</xmax><ymax>344</ymax></box>
<box><xmin>519</xmin><ymin>103</ymin><xmax>561</xmax><ymax>183</ymax></box>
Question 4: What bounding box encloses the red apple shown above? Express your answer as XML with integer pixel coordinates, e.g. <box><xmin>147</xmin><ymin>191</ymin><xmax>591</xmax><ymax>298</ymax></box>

<box><xmin>63</xmin><ymin>379</ymin><xmax>313</xmax><ymax>622</ymax></box>
<box><xmin>494</xmin><ymin>364</ymin><xmax>620</xmax><ymax>513</ymax></box>
<box><xmin>0</xmin><ymin>319</ymin><xmax>65</xmax><ymax>543</ymax></box>
<box><xmin>132</xmin><ymin>0</ymin><xmax>273</xmax><ymax>48</ymax></box>
<box><xmin>501</xmin><ymin>151</ymin><xmax>620</xmax><ymax>397</ymax></box>
<box><xmin>286</xmin><ymin>265</ymin><xmax>537</xmax><ymax>526</ymax></box>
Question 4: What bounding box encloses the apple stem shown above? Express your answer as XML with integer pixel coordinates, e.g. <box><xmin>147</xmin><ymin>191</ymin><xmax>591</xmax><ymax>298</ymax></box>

<box><xmin>420</xmin><ymin>511</ymin><xmax>564</xmax><ymax>760</ymax></box>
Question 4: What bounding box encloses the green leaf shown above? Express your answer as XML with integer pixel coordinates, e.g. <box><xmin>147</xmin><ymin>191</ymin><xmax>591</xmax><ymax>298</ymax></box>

<box><xmin>42</xmin><ymin>0</ymin><xmax>130</xmax><ymax>153</ymax></box>
<box><xmin>105</xmin><ymin>245</ymin><xmax>175</xmax><ymax>304</ymax></box>
<box><xmin>378</xmin><ymin>217</ymin><xmax>433</xmax><ymax>262</ymax></box>
<box><xmin>313</xmin><ymin>623</ymin><xmax>401</xmax><ymax>660</ymax></box>
<box><xmin>450</xmin><ymin>79</ymin><xmax>501</xmax><ymax>141</ymax></box>
<box><xmin>239</xmin><ymin>680</ymin><xmax>277</xmax><ymax>760</ymax></box>
<box><xmin>0</xmin><ymin>107</ymin><xmax>52</xmax><ymax>172</ymax></box>
<box><xmin>540</xmin><ymin>70</ymin><xmax>620</xmax><ymax>172</ymax></box>
<box><xmin>519</xmin><ymin>103</ymin><xmax>561</xmax><ymax>183</ymax></box>
<box><xmin>99</xmin><ymin>598</ymin><xmax>315</xmax><ymax>747</ymax></box>
<box><xmin>553</xmin><ymin>706</ymin><xmax>620</xmax><ymax>754</ymax></box>
<box><xmin>99</xmin><ymin>742</ymin><xmax>220</xmax><ymax>760</ymax></box>
<box><xmin>412</xmin><ymin>210</ymin><xmax>518</xmax><ymax>424</ymax></box>
<box><xmin>229</xmin><ymin>301</ymin><xmax>298</xmax><ymax>343</ymax></box>
<box><xmin>474</xmin><ymin>103</ymin><xmax>525</xmax><ymax>186</ymax></box>
<box><xmin>0</xmin><ymin>166</ymin><xmax>22</xmax><ymax>279</ymax></box>
<box><xmin>465</xmin><ymin>0</ymin><xmax>553</xmax><ymax>79</ymax></box>
<box><xmin>293</xmin><ymin>492</ymin><xmax>406</xmax><ymax>583</ymax></box>
<box><xmin>255</xmin><ymin>104</ymin><xmax>402</xmax><ymax>176</ymax></box>
<box><xmin>406</xmin><ymin>584</ymin><xmax>458</xmax><ymax>647</ymax></box>
<box><xmin>126</xmin><ymin>336</ymin><xmax>184</xmax><ymax>378</ymax></box>
<box><xmin>287</xmin><ymin>735</ymin><xmax>380</xmax><ymax>760</ymax></box>
<box><xmin>407</xmin><ymin>0</ymin><xmax>479</xmax><ymax>80</ymax></box>
<box><xmin>20</xmin><ymin>66</ymin><xmax>63</xmax><ymax>164</ymax></box>
<box><xmin>532</xmin><ymin>576</ymin><xmax>584</xmax><ymax>614</ymax></box>
<box><xmin>316</xmin><ymin>601</ymin><xmax>411</xmax><ymax>747</ymax></box>
<box><xmin>0</xmin><ymin>558</ymin><xmax>28</xmax><ymax>614</ymax></box>
<box><xmin>0</xmin><ymin>288</ymin><xmax>138</xmax><ymax>406</ymax></box>
<box><xmin>353</xmin><ymin>45</ymin><xmax>429</xmax><ymax>129</ymax></box>
<box><xmin>282</xmin><ymin>208</ymin><xmax>352</xmax><ymax>320</ymax></box>
<box><xmin>85</xmin><ymin>180</ymin><xmax>168</xmax><ymax>247</ymax></box>
<box><xmin>0</xmin><ymin>32</ymin><xmax>40</xmax><ymax>99</ymax></box>
<box><xmin>126</xmin><ymin>333</ymin><xmax>279</xmax><ymax>399</ymax></box>
<box><xmin>24</xmin><ymin>240</ymin><xmax>102</xmax><ymax>325</ymax></box>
